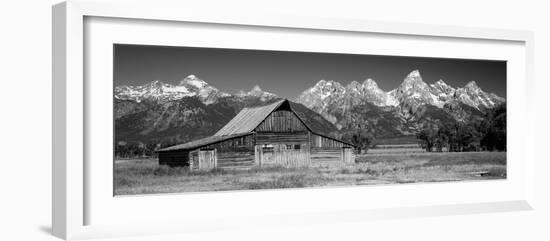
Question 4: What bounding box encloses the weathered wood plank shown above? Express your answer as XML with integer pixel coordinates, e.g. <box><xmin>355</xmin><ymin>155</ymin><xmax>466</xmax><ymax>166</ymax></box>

<box><xmin>256</xmin><ymin>144</ymin><xmax>311</xmax><ymax>167</ymax></box>
<box><xmin>218</xmin><ymin>161</ymin><xmax>255</xmax><ymax>167</ymax></box>
<box><xmin>218</xmin><ymin>158</ymin><xmax>255</xmax><ymax>164</ymax></box>
<box><xmin>311</xmin><ymin>146</ymin><xmax>342</xmax><ymax>162</ymax></box>
<box><xmin>310</xmin><ymin>133</ymin><xmax>353</xmax><ymax>148</ymax></box>
<box><xmin>217</xmin><ymin>151</ymin><xmax>255</xmax><ymax>157</ymax></box>
<box><xmin>255</xmin><ymin>110</ymin><xmax>309</xmax><ymax>133</ymax></box>
<box><xmin>200</xmin><ymin>135</ymin><xmax>255</xmax><ymax>151</ymax></box>
<box><xmin>197</xmin><ymin>150</ymin><xmax>216</xmax><ymax>170</ymax></box>
<box><xmin>255</xmin><ymin>132</ymin><xmax>308</xmax><ymax>144</ymax></box>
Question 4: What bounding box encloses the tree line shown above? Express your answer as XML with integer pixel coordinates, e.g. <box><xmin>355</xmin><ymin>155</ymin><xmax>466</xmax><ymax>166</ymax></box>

<box><xmin>115</xmin><ymin>142</ymin><xmax>159</xmax><ymax>158</ymax></box>
<box><xmin>416</xmin><ymin>104</ymin><xmax>506</xmax><ymax>152</ymax></box>
<box><xmin>115</xmin><ymin>139</ymin><xmax>189</xmax><ymax>158</ymax></box>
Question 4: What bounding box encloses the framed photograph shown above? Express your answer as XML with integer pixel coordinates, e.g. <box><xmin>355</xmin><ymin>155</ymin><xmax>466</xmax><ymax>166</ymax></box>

<box><xmin>53</xmin><ymin>0</ymin><xmax>535</xmax><ymax>240</ymax></box>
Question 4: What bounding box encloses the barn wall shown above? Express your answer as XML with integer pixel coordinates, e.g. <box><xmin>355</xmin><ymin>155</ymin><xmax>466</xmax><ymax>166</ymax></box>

<box><xmin>310</xmin><ymin>147</ymin><xmax>342</xmax><ymax>163</ymax></box>
<box><xmin>255</xmin><ymin>110</ymin><xmax>308</xmax><ymax>133</ymax></box>
<box><xmin>158</xmin><ymin>150</ymin><xmax>190</xmax><ymax>167</ymax></box>
<box><xmin>201</xmin><ymin>135</ymin><xmax>254</xmax><ymax>150</ymax></box>
<box><xmin>309</xmin><ymin>133</ymin><xmax>355</xmax><ymax>164</ymax></box>
<box><xmin>256</xmin><ymin>144</ymin><xmax>311</xmax><ymax>167</ymax></box>
<box><xmin>201</xmin><ymin>135</ymin><xmax>255</xmax><ymax>169</ymax></box>
<box><xmin>310</xmin><ymin>133</ymin><xmax>352</xmax><ymax>148</ymax></box>
<box><xmin>255</xmin><ymin>132</ymin><xmax>308</xmax><ymax>145</ymax></box>
<box><xmin>216</xmin><ymin>148</ymin><xmax>255</xmax><ymax>168</ymax></box>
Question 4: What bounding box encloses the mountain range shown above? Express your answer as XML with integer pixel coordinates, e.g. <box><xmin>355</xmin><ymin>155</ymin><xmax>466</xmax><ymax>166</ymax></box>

<box><xmin>296</xmin><ymin>70</ymin><xmax>505</xmax><ymax>136</ymax></box>
<box><xmin>114</xmin><ymin>75</ymin><xmax>334</xmax><ymax>146</ymax></box>
<box><xmin>298</xmin><ymin>70</ymin><xmax>504</xmax><ymax>113</ymax></box>
<box><xmin>114</xmin><ymin>70</ymin><xmax>505</xmax><ymax>146</ymax></box>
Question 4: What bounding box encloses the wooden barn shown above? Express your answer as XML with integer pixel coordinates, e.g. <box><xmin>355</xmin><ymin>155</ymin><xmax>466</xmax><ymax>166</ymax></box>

<box><xmin>158</xmin><ymin>99</ymin><xmax>355</xmax><ymax>170</ymax></box>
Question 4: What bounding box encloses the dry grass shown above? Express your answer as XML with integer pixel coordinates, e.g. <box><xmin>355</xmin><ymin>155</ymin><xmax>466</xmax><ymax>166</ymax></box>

<box><xmin>114</xmin><ymin>151</ymin><xmax>506</xmax><ymax>195</ymax></box>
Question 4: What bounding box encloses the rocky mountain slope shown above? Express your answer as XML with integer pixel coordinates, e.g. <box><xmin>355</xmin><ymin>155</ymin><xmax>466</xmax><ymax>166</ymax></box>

<box><xmin>296</xmin><ymin>70</ymin><xmax>505</xmax><ymax>138</ymax></box>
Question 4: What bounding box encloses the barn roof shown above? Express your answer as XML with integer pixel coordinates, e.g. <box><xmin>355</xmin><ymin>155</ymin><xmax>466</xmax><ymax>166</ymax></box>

<box><xmin>214</xmin><ymin>99</ymin><xmax>298</xmax><ymax>136</ymax></box>
<box><xmin>158</xmin><ymin>132</ymin><xmax>252</xmax><ymax>152</ymax></box>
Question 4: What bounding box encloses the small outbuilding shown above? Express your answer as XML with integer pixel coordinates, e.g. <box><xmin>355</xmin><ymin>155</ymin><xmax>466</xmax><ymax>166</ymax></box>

<box><xmin>158</xmin><ymin>99</ymin><xmax>355</xmax><ymax>170</ymax></box>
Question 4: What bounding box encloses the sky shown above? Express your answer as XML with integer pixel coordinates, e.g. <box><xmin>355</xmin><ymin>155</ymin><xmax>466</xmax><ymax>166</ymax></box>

<box><xmin>114</xmin><ymin>44</ymin><xmax>507</xmax><ymax>100</ymax></box>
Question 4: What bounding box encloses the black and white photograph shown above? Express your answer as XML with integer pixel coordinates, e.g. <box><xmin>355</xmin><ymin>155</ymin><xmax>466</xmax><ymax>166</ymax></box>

<box><xmin>113</xmin><ymin>44</ymin><xmax>507</xmax><ymax>195</ymax></box>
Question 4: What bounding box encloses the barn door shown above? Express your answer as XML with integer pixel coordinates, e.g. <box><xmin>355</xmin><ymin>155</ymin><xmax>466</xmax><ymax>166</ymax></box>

<box><xmin>260</xmin><ymin>144</ymin><xmax>275</xmax><ymax>166</ymax></box>
<box><xmin>342</xmin><ymin>147</ymin><xmax>354</xmax><ymax>163</ymax></box>
<box><xmin>257</xmin><ymin>144</ymin><xmax>310</xmax><ymax>168</ymax></box>
<box><xmin>191</xmin><ymin>151</ymin><xmax>199</xmax><ymax>170</ymax></box>
<box><xmin>198</xmin><ymin>149</ymin><xmax>217</xmax><ymax>170</ymax></box>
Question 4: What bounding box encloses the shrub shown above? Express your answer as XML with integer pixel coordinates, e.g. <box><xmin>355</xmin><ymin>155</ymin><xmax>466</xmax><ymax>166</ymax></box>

<box><xmin>340</xmin><ymin>169</ymin><xmax>352</xmax><ymax>174</ymax></box>
<box><xmin>356</xmin><ymin>168</ymin><xmax>378</xmax><ymax>176</ymax></box>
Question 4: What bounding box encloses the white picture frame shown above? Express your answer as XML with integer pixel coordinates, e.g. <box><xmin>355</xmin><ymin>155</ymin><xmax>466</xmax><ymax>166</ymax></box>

<box><xmin>52</xmin><ymin>0</ymin><xmax>536</xmax><ymax>240</ymax></box>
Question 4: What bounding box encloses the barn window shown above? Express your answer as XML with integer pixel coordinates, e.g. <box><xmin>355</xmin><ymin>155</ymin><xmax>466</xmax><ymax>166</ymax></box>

<box><xmin>294</xmin><ymin>144</ymin><xmax>301</xmax><ymax>150</ymax></box>
<box><xmin>262</xmin><ymin>144</ymin><xmax>274</xmax><ymax>153</ymax></box>
<box><xmin>286</xmin><ymin>144</ymin><xmax>293</xmax><ymax>150</ymax></box>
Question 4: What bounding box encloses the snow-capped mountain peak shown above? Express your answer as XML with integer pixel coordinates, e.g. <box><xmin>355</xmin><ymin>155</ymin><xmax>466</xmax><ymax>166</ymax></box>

<box><xmin>236</xmin><ymin>84</ymin><xmax>278</xmax><ymax>101</ymax></box>
<box><xmin>401</xmin><ymin>70</ymin><xmax>429</xmax><ymax>89</ymax></box>
<box><xmin>455</xmin><ymin>81</ymin><xmax>503</xmax><ymax>110</ymax></box>
<box><xmin>297</xmin><ymin>69</ymin><xmax>505</xmax><ymax>121</ymax></box>
<box><xmin>143</xmin><ymin>80</ymin><xmax>170</xmax><ymax>89</ymax></box>
<box><xmin>309</xmin><ymin>80</ymin><xmax>346</xmax><ymax>99</ymax></box>
<box><xmin>297</xmin><ymin>77</ymin><xmax>399</xmax><ymax>119</ymax></box>
<box><xmin>431</xmin><ymin>79</ymin><xmax>454</xmax><ymax>93</ymax></box>
<box><xmin>250</xmin><ymin>85</ymin><xmax>263</xmax><ymax>94</ymax></box>
<box><xmin>363</xmin><ymin>78</ymin><xmax>379</xmax><ymax>89</ymax></box>
<box><xmin>115</xmin><ymin>75</ymin><xmax>229</xmax><ymax>104</ymax></box>
<box><xmin>434</xmin><ymin>79</ymin><xmax>449</xmax><ymax>87</ymax></box>
<box><xmin>353</xmin><ymin>78</ymin><xmax>396</xmax><ymax>106</ymax></box>
<box><xmin>408</xmin><ymin>69</ymin><xmax>421</xmax><ymax>77</ymax></box>
<box><xmin>147</xmin><ymin>80</ymin><xmax>162</xmax><ymax>86</ymax></box>
<box><xmin>348</xmin><ymin>80</ymin><xmax>361</xmax><ymax>90</ymax></box>
<box><xmin>430</xmin><ymin>79</ymin><xmax>456</xmax><ymax>105</ymax></box>
<box><xmin>179</xmin><ymin>74</ymin><xmax>208</xmax><ymax>89</ymax></box>
<box><xmin>313</xmin><ymin>79</ymin><xmax>344</xmax><ymax>90</ymax></box>
<box><xmin>405</xmin><ymin>69</ymin><xmax>422</xmax><ymax>81</ymax></box>
<box><xmin>390</xmin><ymin>70</ymin><xmax>445</xmax><ymax>110</ymax></box>
<box><xmin>464</xmin><ymin>81</ymin><xmax>481</xmax><ymax>91</ymax></box>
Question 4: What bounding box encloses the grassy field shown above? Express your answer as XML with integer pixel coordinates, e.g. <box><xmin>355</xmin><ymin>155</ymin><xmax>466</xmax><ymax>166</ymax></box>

<box><xmin>114</xmin><ymin>151</ymin><xmax>506</xmax><ymax>195</ymax></box>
